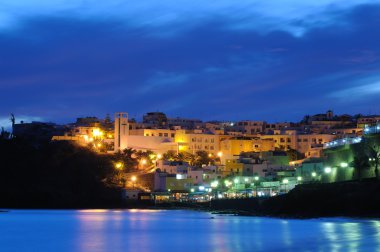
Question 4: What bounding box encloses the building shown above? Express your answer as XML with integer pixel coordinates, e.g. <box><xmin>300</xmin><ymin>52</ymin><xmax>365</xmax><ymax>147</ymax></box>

<box><xmin>143</xmin><ymin>112</ymin><xmax>168</xmax><ymax>128</ymax></box>
<box><xmin>114</xmin><ymin>112</ymin><xmax>129</xmax><ymax>152</ymax></box>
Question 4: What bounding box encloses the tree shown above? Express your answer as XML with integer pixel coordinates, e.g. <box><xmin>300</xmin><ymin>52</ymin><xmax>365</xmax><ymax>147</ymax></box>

<box><xmin>194</xmin><ymin>150</ymin><xmax>212</xmax><ymax>167</ymax></box>
<box><xmin>0</xmin><ymin>127</ymin><xmax>10</xmax><ymax>140</ymax></box>
<box><xmin>351</xmin><ymin>153</ymin><xmax>370</xmax><ymax>181</ymax></box>
<box><xmin>366</xmin><ymin>137</ymin><xmax>380</xmax><ymax>179</ymax></box>
<box><xmin>163</xmin><ymin>150</ymin><xmax>177</xmax><ymax>161</ymax></box>
<box><xmin>286</xmin><ymin>148</ymin><xmax>304</xmax><ymax>161</ymax></box>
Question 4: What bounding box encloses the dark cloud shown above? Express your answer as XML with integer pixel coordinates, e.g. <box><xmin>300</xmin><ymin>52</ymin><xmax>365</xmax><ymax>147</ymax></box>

<box><xmin>1</xmin><ymin>4</ymin><xmax>380</xmax><ymax>125</ymax></box>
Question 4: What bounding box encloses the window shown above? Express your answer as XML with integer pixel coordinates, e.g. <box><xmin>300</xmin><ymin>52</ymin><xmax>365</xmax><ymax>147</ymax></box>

<box><xmin>303</xmin><ymin>139</ymin><xmax>308</xmax><ymax>142</ymax></box>
<box><xmin>287</xmin><ymin>138</ymin><xmax>291</xmax><ymax>142</ymax></box>
<box><xmin>254</xmin><ymin>145</ymin><xmax>259</xmax><ymax>148</ymax></box>
<box><xmin>211</xmin><ymin>139</ymin><xmax>214</xmax><ymax>143</ymax></box>
<box><xmin>164</xmin><ymin>133</ymin><xmax>168</xmax><ymax>137</ymax></box>
<box><xmin>159</xmin><ymin>133</ymin><xmax>163</xmax><ymax>137</ymax></box>
<box><xmin>210</xmin><ymin>146</ymin><xmax>214</xmax><ymax>150</ymax></box>
<box><xmin>171</xmin><ymin>133</ymin><xmax>175</xmax><ymax>138</ymax></box>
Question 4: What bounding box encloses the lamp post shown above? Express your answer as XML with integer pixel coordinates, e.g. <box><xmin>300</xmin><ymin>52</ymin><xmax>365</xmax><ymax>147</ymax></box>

<box><xmin>283</xmin><ymin>178</ymin><xmax>289</xmax><ymax>193</ymax></box>
<box><xmin>131</xmin><ymin>176</ymin><xmax>137</xmax><ymax>189</ymax></box>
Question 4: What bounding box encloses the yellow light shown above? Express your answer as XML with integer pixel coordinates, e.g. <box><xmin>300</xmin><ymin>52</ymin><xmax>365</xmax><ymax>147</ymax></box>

<box><xmin>141</xmin><ymin>159</ymin><xmax>147</xmax><ymax>165</ymax></box>
<box><xmin>97</xmin><ymin>143</ymin><xmax>102</xmax><ymax>147</ymax></box>
<box><xmin>217</xmin><ymin>151</ymin><xmax>223</xmax><ymax>157</ymax></box>
<box><xmin>131</xmin><ymin>176</ymin><xmax>137</xmax><ymax>182</ymax></box>
<box><xmin>93</xmin><ymin>128</ymin><xmax>103</xmax><ymax>137</ymax></box>
<box><xmin>115</xmin><ymin>162</ymin><xmax>123</xmax><ymax>169</ymax></box>
<box><xmin>157</xmin><ymin>154</ymin><xmax>162</xmax><ymax>159</ymax></box>
<box><xmin>107</xmin><ymin>134</ymin><xmax>112</xmax><ymax>138</ymax></box>
<box><xmin>89</xmin><ymin>137</ymin><xmax>94</xmax><ymax>142</ymax></box>
<box><xmin>208</xmin><ymin>153</ymin><xmax>212</xmax><ymax>157</ymax></box>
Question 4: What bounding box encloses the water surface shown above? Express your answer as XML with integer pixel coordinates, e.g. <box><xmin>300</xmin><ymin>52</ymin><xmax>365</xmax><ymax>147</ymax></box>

<box><xmin>1</xmin><ymin>210</ymin><xmax>380</xmax><ymax>252</ymax></box>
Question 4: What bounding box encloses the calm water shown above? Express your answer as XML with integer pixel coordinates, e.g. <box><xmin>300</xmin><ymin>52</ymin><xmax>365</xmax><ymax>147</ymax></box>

<box><xmin>1</xmin><ymin>210</ymin><xmax>380</xmax><ymax>252</ymax></box>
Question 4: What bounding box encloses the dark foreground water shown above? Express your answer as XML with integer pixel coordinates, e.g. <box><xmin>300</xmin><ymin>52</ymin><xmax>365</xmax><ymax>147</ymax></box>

<box><xmin>1</xmin><ymin>210</ymin><xmax>380</xmax><ymax>252</ymax></box>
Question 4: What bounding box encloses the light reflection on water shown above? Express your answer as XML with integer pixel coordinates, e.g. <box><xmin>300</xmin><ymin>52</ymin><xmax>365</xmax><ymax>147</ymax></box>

<box><xmin>1</xmin><ymin>210</ymin><xmax>380</xmax><ymax>252</ymax></box>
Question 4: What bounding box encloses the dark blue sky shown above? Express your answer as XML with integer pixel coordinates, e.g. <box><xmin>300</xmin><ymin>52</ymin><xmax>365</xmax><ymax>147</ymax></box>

<box><xmin>1</xmin><ymin>1</ymin><xmax>380</xmax><ymax>127</ymax></box>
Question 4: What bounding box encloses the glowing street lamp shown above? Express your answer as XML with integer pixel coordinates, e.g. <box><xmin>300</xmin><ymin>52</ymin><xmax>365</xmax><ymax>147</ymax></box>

<box><xmin>324</xmin><ymin>167</ymin><xmax>332</xmax><ymax>174</ymax></box>
<box><xmin>234</xmin><ymin>178</ymin><xmax>239</xmax><ymax>184</ymax></box>
<box><xmin>140</xmin><ymin>159</ymin><xmax>147</xmax><ymax>165</ymax></box>
<box><xmin>297</xmin><ymin>176</ymin><xmax>302</xmax><ymax>181</ymax></box>
<box><xmin>217</xmin><ymin>151</ymin><xmax>223</xmax><ymax>158</ymax></box>
<box><xmin>254</xmin><ymin>176</ymin><xmax>259</xmax><ymax>181</ymax></box>
<box><xmin>283</xmin><ymin>179</ymin><xmax>289</xmax><ymax>184</ymax></box>
<box><xmin>340</xmin><ymin>162</ymin><xmax>348</xmax><ymax>168</ymax></box>
<box><xmin>311</xmin><ymin>172</ymin><xmax>317</xmax><ymax>177</ymax></box>
<box><xmin>115</xmin><ymin>162</ymin><xmax>123</xmax><ymax>170</ymax></box>
<box><xmin>157</xmin><ymin>154</ymin><xmax>162</xmax><ymax>159</ymax></box>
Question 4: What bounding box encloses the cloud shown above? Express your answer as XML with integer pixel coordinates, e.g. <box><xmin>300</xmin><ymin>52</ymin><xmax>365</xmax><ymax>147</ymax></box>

<box><xmin>0</xmin><ymin>0</ymin><xmax>378</xmax><ymax>36</ymax></box>
<box><xmin>329</xmin><ymin>79</ymin><xmax>380</xmax><ymax>99</ymax></box>
<box><xmin>138</xmin><ymin>72</ymin><xmax>191</xmax><ymax>94</ymax></box>
<box><xmin>1</xmin><ymin>3</ymin><xmax>380</xmax><ymax>121</ymax></box>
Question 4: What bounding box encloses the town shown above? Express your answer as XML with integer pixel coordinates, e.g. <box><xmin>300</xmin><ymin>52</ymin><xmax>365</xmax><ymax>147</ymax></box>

<box><xmin>6</xmin><ymin>110</ymin><xmax>380</xmax><ymax>204</ymax></box>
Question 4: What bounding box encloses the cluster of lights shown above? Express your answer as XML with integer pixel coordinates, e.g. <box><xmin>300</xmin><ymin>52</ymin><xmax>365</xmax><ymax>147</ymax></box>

<box><xmin>325</xmin><ymin>137</ymin><xmax>362</xmax><ymax>148</ymax></box>
<box><xmin>224</xmin><ymin>180</ymin><xmax>232</xmax><ymax>187</ymax></box>
<box><xmin>210</xmin><ymin>181</ymin><xmax>219</xmax><ymax>188</ymax></box>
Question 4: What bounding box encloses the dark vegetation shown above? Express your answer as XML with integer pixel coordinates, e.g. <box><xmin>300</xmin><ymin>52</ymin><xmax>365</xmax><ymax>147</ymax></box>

<box><xmin>0</xmin><ymin>138</ymin><xmax>122</xmax><ymax>208</ymax></box>
<box><xmin>210</xmin><ymin>179</ymin><xmax>380</xmax><ymax>218</ymax></box>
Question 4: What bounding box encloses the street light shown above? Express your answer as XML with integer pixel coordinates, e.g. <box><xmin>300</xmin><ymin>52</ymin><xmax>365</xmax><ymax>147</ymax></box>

<box><xmin>311</xmin><ymin>172</ymin><xmax>317</xmax><ymax>177</ymax></box>
<box><xmin>297</xmin><ymin>176</ymin><xmax>302</xmax><ymax>181</ymax></box>
<box><xmin>115</xmin><ymin>162</ymin><xmax>123</xmax><ymax>170</ymax></box>
<box><xmin>141</xmin><ymin>159</ymin><xmax>147</xmax><ymax>165</ymax></box>
<box><xmin>340</xmin><ymin>162</ymin><xmax>348</xmax><ymax>168</ymax></box>
<box><xmin>324</xmin><ymin>167</ymin><xmax>332</xmax><ymax>174</ymax></box>
<box><xmin>283</xmin><ymin>179</ymin><xmax>289</xmax><ymax>193</ymax></box>
<box><xmin>217</xmin><ymin>151</ymin><xmax>223</xmax><ymax>158</ymax></box>
<box><xmin>131</xmin><ymin>176</ymin><xmax>137</xmax><ymax>189</ymax></box>
<box><xmin>254</xmin><ymin>176</ymin><xmax>259</xmax><ymax>181</ymax></box>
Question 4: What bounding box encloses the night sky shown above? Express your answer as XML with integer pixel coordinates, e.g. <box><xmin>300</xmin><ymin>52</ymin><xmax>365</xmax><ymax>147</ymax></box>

<box><xmin>1</xmin><ymin>1</ymin><xmax>380</xmax><ymax>127</ymax></box>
